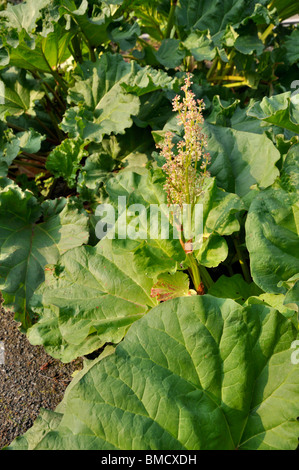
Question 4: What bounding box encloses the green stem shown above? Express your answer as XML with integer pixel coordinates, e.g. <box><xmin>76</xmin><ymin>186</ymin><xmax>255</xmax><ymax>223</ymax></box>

<box><xmin>233</xmin><ymin>237</ymin><xmax>251</xmax><ymax>283</ymax></box>
<box><xmin>165</xmin><ymin>0</ymin><xmax>177</xmax><ymax>38</ymax></box>
<box><xmin>41</xmin><ymin>50</ymin><xmax>68</xmax><ymax>94</ymax></box>
<box><xmin>71</xmin><ymin>34</ymin><xmax>83</xmax><ymax>64</ymax></box>
<box><xmin>260</xmin><ymin>23</ymin><xmax>275</xmax><ymax>43</ymax></box>
<box><xmin>48</xmin><ymin>109</ymin><xmax>64</xmax><ymax>141</ymax></box>
<box><xmin>261</xmin><ymin>22</ymin><xmax>275</xmax><ymax>41</ymax></box>
<box><xmin>198</xmin><ymin>265</ymin><xmax>213</xmax><ymax>290</ymax></box>
<box><xmin>41</xmin><ymin>89</ymin><xmax>63</xmax><ymax>122</ymax></box>
<box><xmin>222</xmin><ymin>80</ymin><xmax>247</xmax><ymax>88</ymax></box>
<box><xmin>218</xmin><ymin>75</ymin><xmax>246</xmax><ymax>82</ymax></box>
<box><xmin>33</xmin><ymin>71</ymin><xmax>66</xmax><ymax>112</ymax></box>
<box><xmin>187</xmin><ymin>253</ymin><xmax>203</xmax><ymax>294</ymax></box>
<box><xmin>206</xmin><ymin>57</ymin><xmax>219</xmax><ymax>80</ymax></box>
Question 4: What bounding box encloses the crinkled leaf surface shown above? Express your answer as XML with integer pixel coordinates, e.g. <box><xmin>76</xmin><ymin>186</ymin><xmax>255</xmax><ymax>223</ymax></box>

<box><xmin>175</xmin><ymin>0</ymin><xmax>270</xmax><ymax>36</ymax></box>
<box><xmin>0</xmin><ymin>127</ymin><xmax>45</xmax><ymax>176</ymax></box>
<box><xmin>6</xmin><ymin>409</ymin><xmax>63</xmax><ymax>451</ymax></box>
<box><xmin>104</xmin><ymin>167</ymin><xmax>186</xmax><ymax>279</ymax></box>
<box><xmin>208</xmin><ymin>274</ymin><xmax>262</xmax><ymax>304</ymax></box>
<box><xmin>0</xmin><ymin>0</ymin><xmax>49</xmax><ymax>32</ymax></box>
<box><xmin>193</xmin><ymin>177</ymin><xmax>244</xmax><ymax>268</ymax></box>
<box><xmin>206</xmin><ymin>123</ymin><xmax>280</xmax><ymax>197</ymax></box>
<box><xmin>120</xmin><ymin>64</ymin><xmax>178</xmax><ymax>96</ymax></box>
<box><xmin>58</xmin><ymin>0</ymin><xmax>112</xmax><ymax>48</ymax></box>
<box><xmin>150</xmin><ymin>271</ymin><xmax>194</xmax><ymax>302</ymax></box>
<box><xmin>77</xmin><ymin>126</ymin><xmax>154</xmax><ymax>207</ymax></box>
<box><xmin>1</xmin><ymin>23</ymin><xmax>72</xmax><ymax>73</ymax></box>
<box><xmin>104</xmin><ymin>169</ymin><xmax>244</xmax><ymax>272</ymax></box>
<box><xmin>246</xmin><ymin>293</ymin><xmax>296</xmax><ymax>320</ymax></box>
<box><xmin>46</xmin><ymin>137</ymin><xmax>88</xmax><ymax>188</ymax></box>
<box><xmin>108</xmin><ymin>21</ymin><xmax>140</xmax><ymax>51</ymax></box>
<box><xmin>27</xmin><ymin>238</ymin><xmax>157</xmax><ymax>362</ymax></box>
<box><xmin>0</xmin><ymin>180</ymin><xmax>89</xmax><ymax>327</ymax></box>
<box><xmin>247</xmin><ymin>92</ymin><xmax>299</xmax><ymax>134</ymax></box>
<box><xmin>61</xmin><ymin>53</ymin><xmax>140</xmax><ymax>142</ymax></box>
<box><xmin>9</xmin><ymin>296</ymin><xmax>299</xmax><ymax>450</ymax></box>
<box><xmin>154</xmin><ymin>39</ymin><xmax>187</xmax><ymax>69</ymax></box>
<box><xmin>0</xmin><ymin>68</ymin><xmax>44</xmax><ymax>120</ymax></box>
<box><xmin>206</xmin><ymin>95</ymin><xmax>241</xmax><ymax>127</ymax></box>
<box><xmin>281</xmin><ymin>143</ymin><xmax>299</xmax><ymax>193</ymax></box>
<box><xmin>77</xmin><ymin>152</ymin><xmax>116</xmax><ymax>191</ymax></box>
<box><xmin>284</xmin><ymin>29</ymin><xmax>299</xmax><ymax>66</ymax></box>
<box><xmin>278</xmin><ymin>274</ymin><xmax>299</xmax><ymax>314</ymax></box>
<box><xmin>183</xmin><ymin>31</ymin><xmax>217</xmax><ymax>62</ymax></box>
<box><xmin>246</xmin><ymin>185</ymin><xmax>299</xmax><ymax>294</ymax></box>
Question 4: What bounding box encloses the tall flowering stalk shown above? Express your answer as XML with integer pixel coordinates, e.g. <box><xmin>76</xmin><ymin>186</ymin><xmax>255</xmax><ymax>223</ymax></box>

<box><xmin>156</xmin><ymin>75</ymin><xmax>211</xmax><ymax>295</ymax></box>
<box><xmin>157</xmin><ymin>74</ymin><xmax>211</xmax><ymax>209</ymax></box>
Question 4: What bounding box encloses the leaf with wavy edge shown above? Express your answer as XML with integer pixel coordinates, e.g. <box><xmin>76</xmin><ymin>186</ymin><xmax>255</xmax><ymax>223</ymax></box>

<box><xmin>26</xmin><ymin>237</ymin><xmax>157</xmax><ymax>362</ymax></box>
<box><xmin>246</xmin><ymin>184</ymin><xmax>299</xmax><ymax>294</ymax></box>
<box><xmin>60</xmin><ymin>53</ymin><xmax>140</xmax><ymax>143</ymax></box>
<box><xmin>9</xmin><ymin>296</ymin><xmax>299</xmax><ymax>450</ymax></box>
<box><xmin>247</xmin><ymin>92</ymin><xmax>299</xmax><ymax>134</ymax></box>
<box><xmin>0</xmin><ymin>180</ymin><xmax>89</xmax><ymax>328</ymax></box>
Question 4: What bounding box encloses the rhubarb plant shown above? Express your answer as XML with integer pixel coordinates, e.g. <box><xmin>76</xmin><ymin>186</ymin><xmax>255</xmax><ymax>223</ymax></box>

<box><xmin>0</xmin><ymin>0</ymin><xmax>298</xmax><ymax>451</ymax></box>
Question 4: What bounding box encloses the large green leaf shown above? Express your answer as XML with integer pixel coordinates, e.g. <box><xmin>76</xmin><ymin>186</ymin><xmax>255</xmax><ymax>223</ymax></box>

<box><xmin>1</xmin><ymin>23</ymin><xmax>72</xmax><ymax>73</ymax></box>
<box><xmin>104</xmin><ymin>167</ymin><xmax>243</xmax><ymax>273</ymax></box>
<box><xmin>193</xmin><ymin>177</ymin><xmax>244</xmax><ymax>268</ymax></box>
<box><xmin>284</xmin><ymin>28</ymin><xmax>299</xmax><ymax>66</ymax></box>
<box><xmin>281</xmin><ymin>275</ymin><xmax>299</xmax><ymax>314</ymax></box>
<box><xmin>108</xmin><ymin>21</ymin><xmax>140</xmax><ymax>51</ymax></box>
<box><xmin>270</xmin><ymin>0</ymin><xmax>299</xmax><ymax>21</ymax></box>
<box><xmin>27</xmin><ymin>238</ymin><xmax>157</xmax><ymax>362</ymax></box>
<box><xmin>0</xmin><ymin>126</ymin><xmax>45</xmax><ymax>176</ymax></box>
<box><xmin>77</xmin><ymin>151</ymin><xmax>116</xmax><ymax>191</ymax></box>
<box><xmin>246</xmin><ymin>292</ymin><xmax>296</xmax><ymax>320</ymax></box>
<box><xmin>0</xmin><ymin>0</ymin><xmax>49</xmax><ymax>33</ymax></box>
<box><xmin>9</xmin><ymin>296</ymin><xmax>299</xmax><ymax>450</ymax></box>
<box><xmin>58</xmin><ymin>0</ymin><xmax>112</xmax><ymax>48</ymax></box>
<box><xmin>281</xmin><ymin>143</ymin><xmax>299</xmax><ymax>193</ymax></box>
<box><xmin>120</xmin><ymin>63</ymin><xmax>178</xmax><ymax>96</ymax></box>
<box><xmin>103</xmin><ymin>167</ymin><xmax>186</xmax><ymax>278</ymax></box>
<box><xmin>0</xmin><ymin>180</ymin><xmax>89</xmax><ymax>327</ymax></box>
<box><xmin>46</xmin><ymin>137</ymin><xmax>88</xmax><ymax>188</ymax></box>
<box><xmin>208</xmin><ymin>273</ymin><xmax>262</xmax><ymax>304</ymax></box>
<box><xmin>77</xmin><ymin>126</ymin><xmax>155</xmax><ymax>211</ymax></box>
<box><xmin>183</xmin><ymin>30</ymin><xmax>217</xmax><ymax>62</ymax></box>
<box><xmin>247</xmin><ymin>92</ymin><xmax>299</xmax><ymax>134</ymax></box>
<box><xmin>0</xmin><ymin>68</ymin><xmax>44</xmax><ymax>120</ymax></box>
<box><xmin>61</xmin><ymin>53</ymin><xmax>140</xmax><ymax>143</ymax></box>
<box><xmin>175</xmin><ymin>0</ymin><xmax>270</xmax><ymax>36</ymax></box>
<box><xmin>246</xmin><ymin>184</ymin><xmax>299</xmax><ymax>294</ymax></box>
<box><xmin>206</xmin><ymin>123</ymin><xmax>280</xmax><ymax>197</ymax></box>
<box><xmin>154</xmin><ymin>38</ymin><xmax>187</xmax><ymax>69</ymax></box>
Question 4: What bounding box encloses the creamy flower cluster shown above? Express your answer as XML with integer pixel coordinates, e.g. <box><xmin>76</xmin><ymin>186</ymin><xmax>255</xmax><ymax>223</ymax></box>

<box><xmin>157</xmin><ymin>74</ymin><xmax>211</xmax><ymax>207</ymax></box>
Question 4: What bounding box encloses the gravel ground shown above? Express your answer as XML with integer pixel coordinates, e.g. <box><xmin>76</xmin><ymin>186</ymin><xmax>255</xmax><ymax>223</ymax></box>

<box><xmin>0</xmin><ymin>304</ymin><xmax>83</xmax><ymax>449</ymax></box>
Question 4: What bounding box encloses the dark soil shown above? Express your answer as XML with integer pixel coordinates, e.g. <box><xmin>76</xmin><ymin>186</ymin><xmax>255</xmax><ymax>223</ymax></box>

<box><xmin>0</xmin><ymin>305</ymin><xmax>83</xmax><ymax>449</ymax></box>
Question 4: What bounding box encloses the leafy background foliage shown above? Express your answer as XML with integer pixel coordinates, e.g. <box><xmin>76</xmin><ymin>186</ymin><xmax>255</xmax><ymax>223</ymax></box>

<box><xmin>0</xmin><ymin>0</ymin><xmax>298</xmax><ymax>450</ymax></box>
